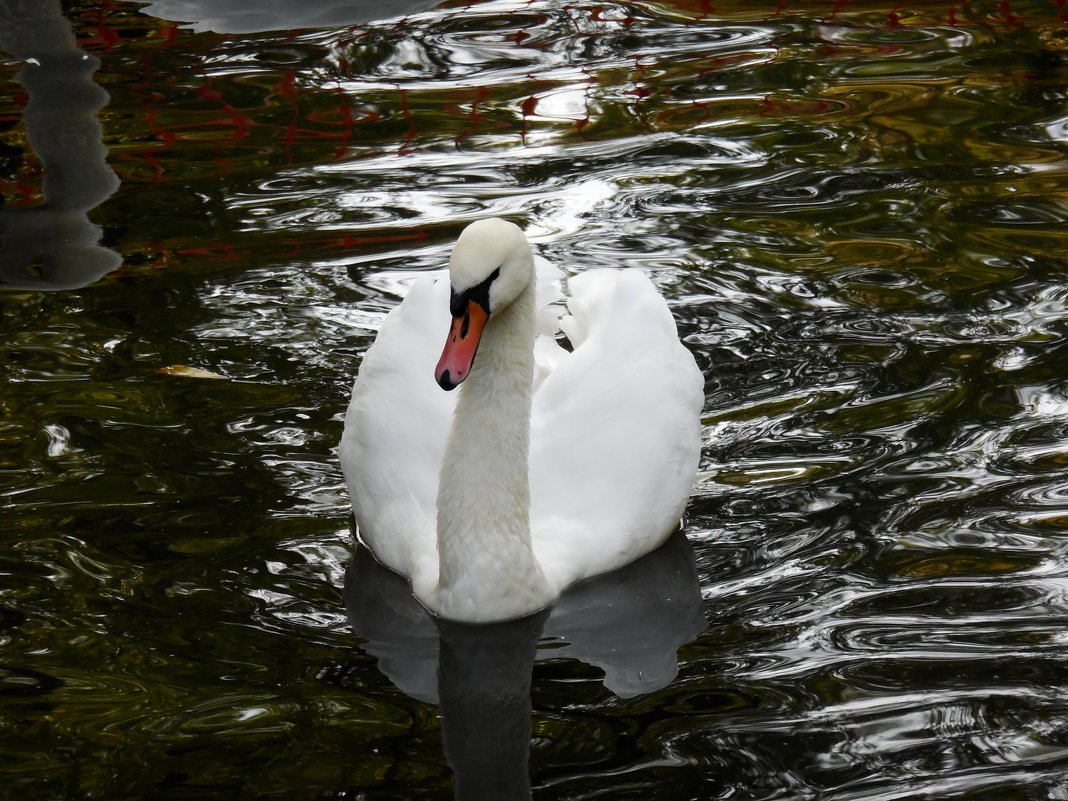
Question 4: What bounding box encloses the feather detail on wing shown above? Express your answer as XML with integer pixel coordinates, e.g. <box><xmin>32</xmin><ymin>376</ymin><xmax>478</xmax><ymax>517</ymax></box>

<box><xmin>529</xmin><ymin>269</ymin><xmax>704</xmax><ymax>593</ymax></box>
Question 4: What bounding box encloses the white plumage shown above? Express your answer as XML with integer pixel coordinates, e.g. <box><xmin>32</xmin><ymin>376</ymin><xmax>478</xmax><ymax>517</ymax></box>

<box><xmin>340</xmin><ymin>218</ymin><xmax>703</xmax><ymax>622</ymax></box>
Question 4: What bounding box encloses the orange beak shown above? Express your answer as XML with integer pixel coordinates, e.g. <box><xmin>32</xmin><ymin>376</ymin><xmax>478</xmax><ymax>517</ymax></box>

<box><xmin>435</xmin><ymin>300</ymin><xmax>489</xmax><ymax>391</ymax></box>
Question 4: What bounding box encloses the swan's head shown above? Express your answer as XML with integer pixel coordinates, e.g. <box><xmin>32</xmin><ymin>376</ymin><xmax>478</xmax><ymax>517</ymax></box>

<box><xmin>435</xmin><ymin>218</ymin><xmax>533</xmax><ymax>391</ymax></box>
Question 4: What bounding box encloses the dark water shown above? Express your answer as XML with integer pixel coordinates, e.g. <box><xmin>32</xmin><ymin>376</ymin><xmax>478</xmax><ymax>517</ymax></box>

<box><xmin>3</xmin><ymin>0</ymin><xmax>1068</xmax><ymax>798</ymax></box>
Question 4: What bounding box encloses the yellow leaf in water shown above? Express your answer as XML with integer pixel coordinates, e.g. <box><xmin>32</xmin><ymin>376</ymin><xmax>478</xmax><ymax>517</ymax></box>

<box><xmin>156</xmin><ymin>365</ymin><xmax>228</xmax><ymax>380</ymax></box>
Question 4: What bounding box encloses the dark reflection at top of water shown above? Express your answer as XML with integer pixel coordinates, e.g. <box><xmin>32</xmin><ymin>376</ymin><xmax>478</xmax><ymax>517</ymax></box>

<box><xmin>0</xmin><ymin>0</ymin><xmax>120</xmax><ymax>290</ymax></box>
<box><xmin>129</xmin><ymin>0</ymin><xmax>444</xmax><ymax>33</ymax></box>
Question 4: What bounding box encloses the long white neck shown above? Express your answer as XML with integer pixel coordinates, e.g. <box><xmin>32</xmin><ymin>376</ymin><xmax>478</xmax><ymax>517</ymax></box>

<box><xmin>433</xmin><ymin>279</ymin><xmax>549</xmax><ymax>622</ymax></box>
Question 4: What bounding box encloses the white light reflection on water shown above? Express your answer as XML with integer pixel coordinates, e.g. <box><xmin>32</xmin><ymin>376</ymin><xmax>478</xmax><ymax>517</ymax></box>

<box><xmin>4</xmin><ymin>0</ymin><xmax>1068</xmax><ymax>799</ymax></box>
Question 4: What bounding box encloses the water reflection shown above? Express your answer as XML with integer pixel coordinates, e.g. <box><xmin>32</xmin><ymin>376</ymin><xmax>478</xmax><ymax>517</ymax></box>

<box><xmin>4</xmin><ymin>1</ymin><xmax>1068</xmax><ymax>798</ymax></box>
<box><xmin>345</xmin><ymin>532</ymin><xmax>705</xmax><ymax>796</ymax></box>
<box><xmin>0</xmin><ymin>0</ymin><xmax>120</xmax><ymax>290</ymax></box>
<box><xmin>125</xmin><ymin>0</ymin><xmax>445</xmax><ymax>33</ymax></box>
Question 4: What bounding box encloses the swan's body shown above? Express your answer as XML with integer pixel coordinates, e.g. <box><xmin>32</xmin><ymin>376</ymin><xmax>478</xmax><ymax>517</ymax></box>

<box><xmin>340</xmin><ymin>219</ymin><xmax>703</xmax><ymax>622</ymax></box>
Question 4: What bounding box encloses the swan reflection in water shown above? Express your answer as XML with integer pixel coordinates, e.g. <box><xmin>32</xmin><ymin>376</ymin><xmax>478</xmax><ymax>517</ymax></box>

<box><xmin>345</xmin><ymin>531</ymin><xmax>706</xmax><ymax>799</ymax></box>
<box><xmin>0</xmin><ymin>0</ymin><xmax>121</xmax><ymax>291</ymax></box>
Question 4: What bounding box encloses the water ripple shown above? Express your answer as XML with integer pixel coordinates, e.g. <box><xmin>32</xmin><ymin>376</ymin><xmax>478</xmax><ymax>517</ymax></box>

<box><xmin>5</xmin><ymin>0</ymin><xmax>1068</xmax><ymax>798</ymax></box>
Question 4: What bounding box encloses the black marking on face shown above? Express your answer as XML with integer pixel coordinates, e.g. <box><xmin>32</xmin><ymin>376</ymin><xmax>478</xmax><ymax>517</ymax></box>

<box><xmin>449</xmin><ymin>267</ymin><xmax>500</xmax><ymax>318</ymax></box>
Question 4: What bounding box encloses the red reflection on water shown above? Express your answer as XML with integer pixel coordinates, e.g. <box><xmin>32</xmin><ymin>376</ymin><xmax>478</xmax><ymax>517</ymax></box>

<box><xmin>449</xmin><ymin>86</ymin><xmax>492</xmax><ymax>146</ymax></box>
<box><xmin>399</xmin><ymin>89</ymin><xmax>417</xmax><ymax>154</ymax></box>
<box><xmin>827</xmin><ymin>0</ymin><xmax>850</xmax><ymax>19</ymax></box>
<box><xmin>336</xmin><ymin>230</ymin><xmax>428</xmax><ymax>248</ymax></box>
<box><xmin>520</xmin><ymin>95</ymin><xmax>538</xmax><ymax>143</ymax></box>
<box><xmin>334</xmin><ymin>88</ymin><xmax>354</xmax><ymax>159</ymax></box>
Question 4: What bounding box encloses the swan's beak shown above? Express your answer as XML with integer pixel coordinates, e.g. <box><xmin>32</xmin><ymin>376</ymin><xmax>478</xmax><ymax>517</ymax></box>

<box><xmin>435</xmin><ymin>300</ymin><xmax>489</xmax><ymax>391</ymax></box>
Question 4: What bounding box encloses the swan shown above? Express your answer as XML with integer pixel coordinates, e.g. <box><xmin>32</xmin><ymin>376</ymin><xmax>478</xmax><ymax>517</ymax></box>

<box><xmin>340</xmin><ymin>218</ymin><xmax>703</xmax><ymax>623</ymax></box>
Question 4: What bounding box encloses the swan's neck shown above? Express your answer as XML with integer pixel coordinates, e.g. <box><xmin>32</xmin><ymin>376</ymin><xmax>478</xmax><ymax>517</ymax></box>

<box><xmin>434</xmin><ymin>279</ymin><xmax>549</xmax><ymax>622</ymax></box>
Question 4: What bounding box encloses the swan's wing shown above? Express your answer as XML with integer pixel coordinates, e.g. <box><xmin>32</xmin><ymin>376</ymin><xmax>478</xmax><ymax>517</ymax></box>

<box><xmin>340</xmin><ymin>272</ymin><xmax>454</xmax><ymax>594</ymax></box>
<box><xmin>533</xmin><ymin>254</ymin><xmax>567</xmax><ymax>390</ymax></box>
<box><xmin>341</xmin><ymin>258</ymin><xmax>566</xmax><ymax>594</ymax></box>
<box><xmin>530</xmin><ymin>269</ymin><xmax>704</xmax><ymax>592</ymax></box>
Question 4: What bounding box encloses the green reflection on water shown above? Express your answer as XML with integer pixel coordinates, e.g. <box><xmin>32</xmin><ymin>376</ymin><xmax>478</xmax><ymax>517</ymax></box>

<box><xmin>4</xmin><ymin>0</ymin><xmax>1068</xmax><ymax>798</ymax></box>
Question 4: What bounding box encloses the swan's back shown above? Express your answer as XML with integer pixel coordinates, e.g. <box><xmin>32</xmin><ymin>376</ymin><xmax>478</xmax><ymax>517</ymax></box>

<box><xmin>341</xmin><ymin>274</ymin><xmax>452</xmax><ymax>594</ymax></box>
<box><xmin>529</xmin><ymin>269</ymin><xmax>704</xmax><ymax>592</ymax></box>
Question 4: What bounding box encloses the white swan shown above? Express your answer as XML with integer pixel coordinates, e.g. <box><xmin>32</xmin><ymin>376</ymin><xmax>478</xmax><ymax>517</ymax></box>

<box><xmin>340</xmin><ymin>218</ymin><xmax>703</xmax><ymax>623</ymax></box>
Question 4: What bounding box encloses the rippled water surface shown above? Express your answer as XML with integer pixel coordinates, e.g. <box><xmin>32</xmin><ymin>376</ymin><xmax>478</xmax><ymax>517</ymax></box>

<box><xmin>4</xmin><ymin>0</ymin><xmax>1068</xmax><ymax>798</ymax></box>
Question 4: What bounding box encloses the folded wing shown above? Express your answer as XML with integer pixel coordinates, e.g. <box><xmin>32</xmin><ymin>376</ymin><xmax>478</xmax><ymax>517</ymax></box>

<box><xmin>529</xmin><ymin>269</ymin><xmax>704</xmax><ymax>592</ymax></box>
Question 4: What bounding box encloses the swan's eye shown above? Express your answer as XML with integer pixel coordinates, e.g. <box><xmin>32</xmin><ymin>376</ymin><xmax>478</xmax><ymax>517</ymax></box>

<box><xmin>450</xmin><ymin>266</ymin><xmax>501</xmax><ymax>317</ymax></box>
